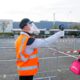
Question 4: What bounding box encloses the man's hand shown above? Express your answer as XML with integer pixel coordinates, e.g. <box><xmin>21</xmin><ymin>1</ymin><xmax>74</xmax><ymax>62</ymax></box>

<box><xmin>59</xmin><ymin>24</ymin><xmax>64</xmax><ymax>31</ymax></box>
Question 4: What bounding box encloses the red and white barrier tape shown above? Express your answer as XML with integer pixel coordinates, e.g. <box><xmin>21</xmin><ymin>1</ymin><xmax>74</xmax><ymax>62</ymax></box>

<box><xmin>65</xmin><ymin>50</ymin><xmax>80</xmax><ymax>54</ymax></box>
<box><xmin>48</xmin><ymin>48</ymin><xmax>80</xmax><ymax>59</ymax></box>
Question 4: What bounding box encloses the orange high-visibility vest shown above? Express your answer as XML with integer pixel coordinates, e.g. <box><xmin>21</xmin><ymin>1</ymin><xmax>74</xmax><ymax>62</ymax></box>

<box><xmin>15</xmin><ymin>33</ymin><xmax>39</xmax><ymax>76</ymax></box>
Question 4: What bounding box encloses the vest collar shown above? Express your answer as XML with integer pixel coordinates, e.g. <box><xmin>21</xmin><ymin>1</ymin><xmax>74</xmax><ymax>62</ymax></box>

<box><xmin>20</xmin><ymin>32</ymin><xmax>30</xmax><ymax>37</ymax></box>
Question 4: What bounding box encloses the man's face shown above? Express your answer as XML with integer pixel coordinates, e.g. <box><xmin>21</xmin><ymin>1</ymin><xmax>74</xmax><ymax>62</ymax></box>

<box><xmin>24</xmin><ymin>24</ymin><xmax>31</xmax><ymax>32</ymax></box>
<box><xmin>23</xmin><ymin>23</ymin><xmax>40</xmax><ymax>34</ymax></box>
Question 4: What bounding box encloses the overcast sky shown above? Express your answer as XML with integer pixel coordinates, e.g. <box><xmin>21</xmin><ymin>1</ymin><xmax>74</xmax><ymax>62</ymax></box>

<box><xmin>0</xmin><ymin>0</ymin><xmax>80</xmax><ymax>22</ymax></box>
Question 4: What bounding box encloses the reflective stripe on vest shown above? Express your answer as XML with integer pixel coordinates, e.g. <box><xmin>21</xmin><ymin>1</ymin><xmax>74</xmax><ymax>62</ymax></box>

<box><xmin>17</xmin><ymin>54</ymin><xmax>37</xmax><ymax>62</ymax></box>
<box><xmin>17</xmin><ymin>65</ymin><xmax>37</xmax><ymax>70</ymax></box>
<box><xmin>20</xmin><ymin>53</ymin><xmax>28</xmax><ymax>62</ymax></box>
<box><xmin>19</xmin><ymin>37</ymin><xmax>27</xmax><ymax>53</ymax></box>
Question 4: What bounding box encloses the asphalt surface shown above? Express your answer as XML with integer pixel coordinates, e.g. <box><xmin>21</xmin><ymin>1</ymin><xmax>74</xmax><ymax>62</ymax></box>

<box><xmin>0</xmin><ymin>38</ymin><xmax>80</xmax><ymax>80</ymax></box>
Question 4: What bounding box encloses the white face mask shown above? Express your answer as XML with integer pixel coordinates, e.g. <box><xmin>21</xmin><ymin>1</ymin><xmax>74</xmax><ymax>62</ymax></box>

<box><xmin>29</xmin><ymin>23</ymin><xmax>40</xmax><ymax>34</ymax></box>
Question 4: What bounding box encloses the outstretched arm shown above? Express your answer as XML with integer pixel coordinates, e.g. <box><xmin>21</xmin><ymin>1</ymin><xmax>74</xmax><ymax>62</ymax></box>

<box><xmin>27</xmin><ymin>31</ymin><xmax>64</xmax><ymax>48</ymax></box>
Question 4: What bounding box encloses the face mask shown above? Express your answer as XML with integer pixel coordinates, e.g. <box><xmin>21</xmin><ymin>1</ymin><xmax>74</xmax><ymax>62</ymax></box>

<box><xmin>29</xmin><ymin>23</ymin><xmax>40</xmax><ymax>34</ymax></box>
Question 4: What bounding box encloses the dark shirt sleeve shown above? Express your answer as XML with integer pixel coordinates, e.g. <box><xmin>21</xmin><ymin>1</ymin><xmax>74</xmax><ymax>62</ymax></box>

<box><xmin>27</xmin><ymin>38</ymin><xmax>35</xmax><ymax>45</ymax></box>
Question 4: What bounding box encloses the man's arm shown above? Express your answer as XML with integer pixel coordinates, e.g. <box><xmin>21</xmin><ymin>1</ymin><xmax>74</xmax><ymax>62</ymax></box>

<box><xmin>27</xmin><ymin>31</ymin><xmax>64</xmax><ymax>48</ymax></box>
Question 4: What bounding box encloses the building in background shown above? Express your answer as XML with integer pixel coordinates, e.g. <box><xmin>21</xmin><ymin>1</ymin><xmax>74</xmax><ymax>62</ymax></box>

<box><xmin>0</xmin><ymin>20</ymin><xmax>13</xmax><ymax>33</ymax></box>
<box><xmin>0</xmin><ymin>20</ymin><xmax>80</xmax><ymax>38</ymax></box>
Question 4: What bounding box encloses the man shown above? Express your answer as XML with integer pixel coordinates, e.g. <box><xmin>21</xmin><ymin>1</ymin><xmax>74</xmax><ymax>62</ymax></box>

<box><xmin>15</xmin><ymin>18</ymin><xmax>64</xmax><ymax>80</ymax></box>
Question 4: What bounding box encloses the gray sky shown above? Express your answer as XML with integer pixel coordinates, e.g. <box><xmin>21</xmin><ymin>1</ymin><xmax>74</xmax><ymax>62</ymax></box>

<box><xmin>0</xmin><ymin>0</ymin><xmax>80</xmax><ymax>22</ymax></box>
